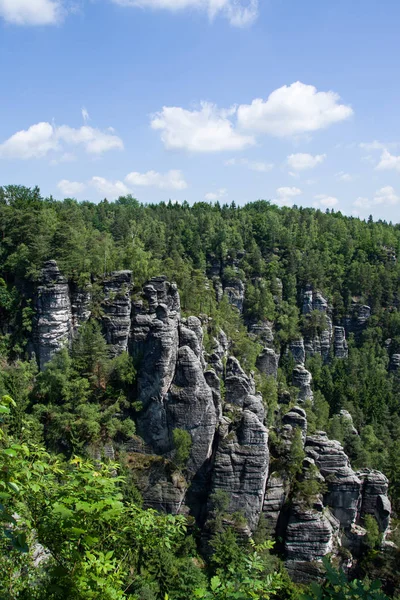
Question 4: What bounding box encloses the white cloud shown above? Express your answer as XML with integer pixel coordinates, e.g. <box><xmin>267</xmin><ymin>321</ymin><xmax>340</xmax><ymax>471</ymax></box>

<box><xmin>374</xmin><ymin>186</ymin><xmax>399</xmax><ymax>205</ymax></box>
<box><xmin>0</xmin><ymin>122</ymin><xmax>59</xmax><ymax>159</ymax></box>
<box><xmin>273</xmin><ymin>186</ymin><xmax>302</xmax><ymax>206</ymax></box>
<box><xmin>353</xmin><ymin>187</ymin><xmax>399</xmax><ymax>212</ymax></box>
<box><xmin>205</xmin><ymin>188</ymin><xmax>227</xmax><ymax>200</ymax></box>
<box><xmin>336</xmin><ymin>171</ymin><xmax>352</xmax><ymax>182</ymax></box>
<box><xmin>57</xmin><ymin>168</ymin><xmax>188</xmax><ymax>200</ymax></box>
<box><xmin>237</xmin><ymin>82</ymin><xmax>353</xmax><ymax>137</ymax></box>
<box><xmin>56</xmin><ymin>125</ymin><xmax>124</xmax><ymax>154</ymax></box>
<box><xmin>313</xmin><ymin>194</ymin><xmax>338</xmax><ymax>208</ymax></box>
<box><xmin>225</xmin><ymin>157</ymin><xmax>273</xmax><ymax>172</ymax></box>
<box><xmin>152</xmin><ymin>82</ymin><xmax>353</xmax><ymax>153</ymax></box>
<box><xmin>287</xmin><ymin>152</ymin><xmax>326</xmax><ymax>171</ymax></box>
<box><xmin>0</xmin><ymin>0</ymin><xmax>63</xmax><ymax>25</ymax></box>
<box><xmin>90</xmin><ymin>176</ymin><xmax>130</xmax><ymax>198</ymax></box>
<box><xmin>81</xmin><ymin>107</ymin><xmax>90</xmax><ymax>123</ymax></box>
<box><xmin>57</xmin><ymin>179</ymin><xmax>86</xmax><ymax>197</ymax></box>
<box><xmin>0</xmin><ymin>122</ymin><xmax>123</xmax><ymax>160</ymax></box>
<box><xmin>111</xmin><ymin>0</ymin><xmax>258</xmax><ymax>27</ymax></box>
<box><xmin>151</xmin><ymin>102</ymin><xmax>254</xmax><ymax>152</ymax></box>
<box><xmin>125</xmin><ymin>169</ymin><xmax>187</xmax><ymax>190</ymax></box>
<box><xmin>376</xmin><ymin>149</ymin><xmax>400</xmax><ymax>172</ymax></box>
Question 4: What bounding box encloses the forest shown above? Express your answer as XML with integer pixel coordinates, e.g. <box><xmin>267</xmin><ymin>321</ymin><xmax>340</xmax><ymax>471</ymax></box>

<box><xmin>1</xmin><ymin>184</ymin><xmax>400</xmax><ymax>599</ymax></box>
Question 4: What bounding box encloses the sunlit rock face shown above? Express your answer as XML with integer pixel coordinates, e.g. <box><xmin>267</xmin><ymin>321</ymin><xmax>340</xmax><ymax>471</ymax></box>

<box><xmin>34</xmin><ymin>260</ymin><xmax>73</xmax><ymax>370</ymax></box>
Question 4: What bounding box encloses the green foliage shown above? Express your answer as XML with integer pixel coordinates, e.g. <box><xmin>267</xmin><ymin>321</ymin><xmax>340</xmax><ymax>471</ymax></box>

<box><xmin>301</xmin><ymin>558</ymin><xmax>389</xmax><ymax>599</ymax></box>
<box><xmin>172</xmin><ymin>428</ymin><xmax>192</xmax><ymax>468</ymax></box>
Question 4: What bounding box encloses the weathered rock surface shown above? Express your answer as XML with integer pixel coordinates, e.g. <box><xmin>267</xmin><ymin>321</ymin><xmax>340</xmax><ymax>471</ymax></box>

<box><xmin>262</xmin><ymin>473</ymin><xmax>289</xmax><ymax>533</ymax></box>
<box><xmin>210</xmin><ymin>409</ymin><xmax>269</xmax><ymax>530</ymax></box>
<box><xmin>282</xmin><ymin>406</ymin><xmax>308</xmax><ymax>442</ymax></box>
<box><xmin>34</xmin><ymin>260</ymin><xmax>72</xmax><ymax>370</ymax></box>
<box><xmin>166</xmin><ymin>345</ymin><xmax>217</xmax><ymax>473</ymax></box>
<box><xmin>70</xmin><ymin>283</ymin><xmax>91</xmax><ymax>334</ymax></box>
<box><xmin>131</xmin><ymin>279</ymin><xmax>181</xmax><ymax>453</ymax></box>
<box><xmin>289</xmin><ymin>339</ymin><xmax>306</xmax><ymax>365</ymax></box>
<box><xmin>357</xmin><ymin>470</ymin><xmax>391</xmax><ymax>533</ymax></box>
<box><xmin>389</xmin><ymin>353</ymin><xmax>400</xmax><ymax>372</ymax></box>
<box><xmin>102</xmin><ymin>270</ymin><xmax>132</xmax><ymax>356</ymax></box>
<box><xmin>346</xmin><ymin>303</ymin><xmax>371</xmax><ymax>336</ymax></box>
<box><xmin>292</xmin><ymin>364</ymin><xmax>313</xmax><ymax>403</ymax></box>
<box><xmin>249</xmin><ymin>322</ymin><xmax>274</xmax><ymax>346</ymax></box>
<box><xmin>302</xmin><ymin>289</ymin><xmax>329</xmax><ymax>314</ymax></box>
<box><xmin>306</xmin><ymin>432</ymin><xmax>361</xmax><ymax>528</ymax></box>
<box><xmin>256</xmin><ymin>347</ymin><xmax>279</xmax><ymax>379</ymax></box>
<box><xmin>224</xmin><ymin>279</ymin><xmax>245</xmax><ymax>313</ymax></box>
<box><xmin>285</xmin><ymin>499</ymin><xmax>340</xmax><ymax>582</ymax></box>
<box><xmin>126</xmin><ymin>453</ymin><xmax>188</xmax><ymax>514</ymax></box>
<box><xmin>334</xmin><ymin>326</ymin><xmax>348</xmax><ymax>359</ymax></box>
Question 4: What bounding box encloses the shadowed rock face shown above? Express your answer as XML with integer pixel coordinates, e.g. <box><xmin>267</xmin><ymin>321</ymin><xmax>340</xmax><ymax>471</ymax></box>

<box><xmin>285</xmin><ymin>499</ymin><xmax>340</xmax><ymax>583</ymax></box>
<box><xmin>289</xmin><ymin>339</ymin><xmax>305</xmax><ymax>364</ymax></box>
<box><xmin>262</xmin><ymin>473</ymin><xmax>289</xmax><ymax>534</ymax></box>
<box><xmin>334</xmin><ymin>326</ymin><xmax>348</xmax><ymax>358</ymax></box>
<box><xmin>224</xmin><ymin>279</ymin><xmax>245</xmax><ymax>313</ymax></box>
<box><xmin>357</xmin><ymin>470</ymin><xmax>391</xmax><ymax>532</ymax></box>
<box><xmin>34</xmin><ymin>260</ymin><xmax>73</xmax><ymax>370</ymax></box>
<box><xmin>210</xmin><ymin>409</ymin><xmax>269</xmax><ymax>530</ymax></box>
<box><xmin>166</xmin><ymin>345</ymin><xmax>217</xmax><ymax>473</ymax></box>
<box><xmin>306</xmin><ymin>432</ymin><xmax>361</xmax><ymax>528</ymax></box>
<box><xmin>102</xmin><ymin>270</ymin><xmax>132</xmax><ymax>356</ymax></box>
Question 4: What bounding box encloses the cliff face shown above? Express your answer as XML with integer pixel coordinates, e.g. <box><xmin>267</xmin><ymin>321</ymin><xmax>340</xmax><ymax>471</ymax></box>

<box><xmin>34</xmin><ymin>261</ymin><xmax>73</xmax><ymax>370</ymax></box>
<box><xmin>30</xmin><ymin>263</ymin><xmax>393</xmax><ymax>582</ymax></box>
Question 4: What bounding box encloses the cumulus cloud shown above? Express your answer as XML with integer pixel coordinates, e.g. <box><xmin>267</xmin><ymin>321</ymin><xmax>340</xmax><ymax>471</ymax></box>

<box><xmin>225</xmin><ymin>158</ymin><xmax>274</xmax><ymax>172</ymax></box>
<box><xmin>0</xmin><ymin>122</ymin><xmax>124</xmax><ymax>160</ymax></box>
<box><xmin>205</xmin><ymin>188</ymin><xmax>227</xmax><ymax>201</ymax></box>
<box><xmin>236</xmin><ymin>82</ymin><xmax>353</xmax><ymax>137</ymax></box>
<box><xmin>151</xmin><ymin>102</ymin><xmax>254</xmax><ymax>152</ymax></box>
<box><xmin>125</xmin><ymin>169</ymin><xmax>187</xmax><ymax>190</ymax></box>
<box><xmin>57</xmin><ymin>179</ymin><xmax>87</xmax><ymax>197</ymax></box>
<box><xmin>57</xmin><ymin>168</ymin><xmax>189</xmax><ymax>200</ymax></box>
<box><xmin>111</xmin><ymin>0</ymin><xmax>258</xmax><ymax>27</ymax></box>
<box><xmin>287</xmin><ymin>152</ymin><xmax>326</xmax><ymax>171</ymax></box>
<box><xmin>376</xmin><ymin>149</ymin><xmax>400</xmax><ymax>172</ymax></box>
<box><xmin>0</xmin><ymin>0</ymin><xmax>63</xmax><ymax>25</ymax></box>
<box><xmin>273</xmin><ymin>186</ymin><xmax>302</xmax><ymax>206</ymax></box>
<box><xmin>152</xmin><ymin>83</ymin><xmax>352</xmax><ymax>153</ymax></box>
<box><xmin>90</xmin><ymin>176</ymin><xmax>130</xmax><ymax>198</ymax></box>
<box><xmin>313</xmin><ymin>194</ymin><xmax>338</xmax><ymax>208</ymax></box>
<box><xmin>353</xmin><ymin>186</ymin><xmax>399</xmax><ymax>212</ymax></box>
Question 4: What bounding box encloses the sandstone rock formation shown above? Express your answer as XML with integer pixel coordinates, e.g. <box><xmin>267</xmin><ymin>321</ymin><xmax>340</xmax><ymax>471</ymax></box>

<box><xmin>34</xmin><ymin>260</ymin><xmax>73</xmax><ymax>370</ymax></box>
<box><xmin>292</xmin><ymin>364</ymin><xmax>313</xmax><ymax>403</ymax></box>
<box><xmin>102</xmin><ymin>270</ymin><xmax>132</xmax><ymax>356</ymax></box>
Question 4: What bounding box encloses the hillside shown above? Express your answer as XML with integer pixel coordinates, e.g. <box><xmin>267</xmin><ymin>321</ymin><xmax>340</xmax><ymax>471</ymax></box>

<box><xmin>1</xmin><ymin>185</ymin><xmax>400</xmax><ymax>598</ymax></box>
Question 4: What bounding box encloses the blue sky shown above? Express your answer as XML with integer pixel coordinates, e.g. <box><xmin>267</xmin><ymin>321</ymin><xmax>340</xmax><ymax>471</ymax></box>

<box><xmin>1</xmin><ymin>0</ymin><xmax>400</xmax><ymax>221</ymax></box>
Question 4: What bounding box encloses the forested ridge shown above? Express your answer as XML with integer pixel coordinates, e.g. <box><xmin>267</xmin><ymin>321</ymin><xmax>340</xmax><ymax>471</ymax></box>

<box><xmin>1</xmin><ymin>184</ymin><xmax>400</xmax><ymax>599</ymax></box>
